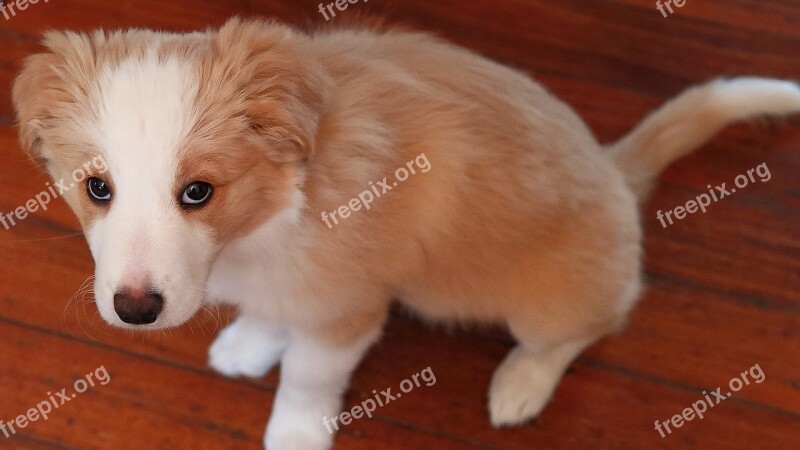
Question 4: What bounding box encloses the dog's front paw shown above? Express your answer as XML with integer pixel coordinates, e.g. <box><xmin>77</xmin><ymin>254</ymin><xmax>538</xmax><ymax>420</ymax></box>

<box><xmin>264</xmin><ymin>412</ymin><xmax>333</xmax><ymax>450</ymax></box>
<box><xmin>209</xmin><ymin>317</ymin><xmax>288</xmax><ymax>378</ymax></box>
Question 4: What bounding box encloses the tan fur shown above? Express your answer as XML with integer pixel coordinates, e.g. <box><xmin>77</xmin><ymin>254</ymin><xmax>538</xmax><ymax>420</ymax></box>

<box><xmin>176</xmin><ymin>21</ymin><xmax>330</xmax><ymax>242</ymax></box>
<box><xmin>11</xmin><ymin>33</ymin><xmax>109</xmax><ymax>228</ymax></box>
<box><xmin>14</xmin><ymin>19</ymin><xmax>798</xmax><ymax>443</ymax></box>
<box><xmin>12</xmin><ymin>17</ymin><xmax>638</xmax><ymax>346</ymax></box>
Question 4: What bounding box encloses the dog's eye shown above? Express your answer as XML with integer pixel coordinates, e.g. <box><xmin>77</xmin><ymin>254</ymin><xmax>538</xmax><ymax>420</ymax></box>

<box><xmin>181</xmin><ymin>182</ymin><xmax>213</xmax><ymax>206</ymax></box>
<box><xmin>87</xmin><ymin>177</ymin><xmax>112</xmax><ymax>202</ymax></box>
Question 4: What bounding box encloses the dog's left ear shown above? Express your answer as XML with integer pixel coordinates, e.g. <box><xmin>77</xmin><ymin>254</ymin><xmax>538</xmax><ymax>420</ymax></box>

<box><xmin>210</xmin><ymin>18</ymin><xmax>331</xmax><ymax>163</ymax></box>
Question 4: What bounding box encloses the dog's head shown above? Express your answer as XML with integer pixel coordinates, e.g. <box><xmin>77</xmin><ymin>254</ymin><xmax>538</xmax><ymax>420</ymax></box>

<box><xmin>12</xmin><ymin>18</ymin><xmax>328</xmax><ymax>328</ymax></box>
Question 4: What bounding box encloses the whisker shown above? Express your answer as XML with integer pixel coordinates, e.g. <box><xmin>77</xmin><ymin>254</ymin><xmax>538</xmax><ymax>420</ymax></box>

<box><xmin>63</xmin><ymin>275</ymin><xmax>94</xmax><ymax>337</ymax></box>
<box><xmin>78</xmin><ymin>289</ymin><xmax>98</xmax><ymax>341</ymax></box>
<box><xmin>8</xmin><ymin>233</ymin><xmax>85</xmax><ymax>243</ymax></box>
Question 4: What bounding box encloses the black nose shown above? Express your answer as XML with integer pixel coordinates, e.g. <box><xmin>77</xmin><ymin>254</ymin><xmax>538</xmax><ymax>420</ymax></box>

<box><xmin>113</xmin><ymin>289</ymin><xmax>164</xmax><ymax>325</ymax></box>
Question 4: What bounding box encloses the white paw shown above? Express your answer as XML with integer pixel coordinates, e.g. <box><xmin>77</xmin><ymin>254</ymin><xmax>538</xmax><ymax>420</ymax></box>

<box><xmin>209</xmin><ymin>317</ymin><xmax>288</xmax><ymax>378</ymax></box>
<box><xmin>488</xmin><ymin>347</ymin><xmax>562</xmax><ymax>427</ymax></box>
<box><xmin>265</xmin><ymin>407</ymin><xmax>334</xmax><ymax>450</ymax></box>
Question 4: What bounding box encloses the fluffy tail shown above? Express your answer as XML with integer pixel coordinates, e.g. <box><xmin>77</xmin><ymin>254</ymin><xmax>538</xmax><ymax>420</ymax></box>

<box><xmin>606</xmin><ymin>77</ymin><xmax>800</xmax><ymax>201</ymax></box>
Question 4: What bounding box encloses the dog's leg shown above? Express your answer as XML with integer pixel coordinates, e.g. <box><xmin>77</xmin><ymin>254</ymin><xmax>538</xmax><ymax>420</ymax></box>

<box><xmin>264</xmin><ymin>323</ymin><xmax>383</xmax><ymax>450</ymax></box>
<box><xmin>488</xmin><ymin>335</ymin><xmax>596</xmax><ymax>427</ymax></box>
<box><xmin>488</xmin><ymin>248</ymin><xmax>642</xmax><ymax>426</ymax></box>
<box><xmin>209</xmin><ymin>315</ymin><xmax>289</xmax><ymax>378</ymax></box>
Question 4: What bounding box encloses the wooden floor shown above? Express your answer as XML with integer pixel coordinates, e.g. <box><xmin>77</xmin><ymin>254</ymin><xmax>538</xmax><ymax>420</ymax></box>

<box><xmin>1</xmin><ymin>0</ymin><xmax>799</xmax><ymax>449</ymax></box>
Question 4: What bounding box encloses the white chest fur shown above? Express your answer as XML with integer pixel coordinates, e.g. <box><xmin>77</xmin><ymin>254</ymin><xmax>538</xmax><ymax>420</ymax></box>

<box><xmin>205</xmin><ymin>194</ymin><xmax>312</xmax><ymax>324</ymax></box>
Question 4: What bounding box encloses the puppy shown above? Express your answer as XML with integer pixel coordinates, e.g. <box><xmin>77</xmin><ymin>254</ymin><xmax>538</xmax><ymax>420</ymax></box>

<box><xmin>12</xmin><ymin>17</ymin><xmax>800</xmax><ymax>450</ymax></box>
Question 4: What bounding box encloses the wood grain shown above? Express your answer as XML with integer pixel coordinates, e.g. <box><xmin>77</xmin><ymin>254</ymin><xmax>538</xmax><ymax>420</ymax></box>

<box><xmin>0</xmin><ymin>1</ymin><xmax>797</xmax><ymax>449</ymax></box>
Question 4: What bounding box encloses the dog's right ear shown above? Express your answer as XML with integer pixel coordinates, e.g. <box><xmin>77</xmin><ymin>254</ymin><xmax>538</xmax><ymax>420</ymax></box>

<box><xmin>12</xmin><ymin>51</ymin><xmax>61</xmax><ymax>161</ymax></box>
<box><xmin>12</xmin><ymin>31</ymin><xmax>96</xmax><ymax>161</ymax></box>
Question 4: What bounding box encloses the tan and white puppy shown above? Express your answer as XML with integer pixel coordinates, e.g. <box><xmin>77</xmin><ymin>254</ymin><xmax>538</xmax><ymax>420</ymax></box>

<box><xmin>12</xmin><ymin>17</ymin><xmax>800</xmax><ymax>450</ymax></box>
